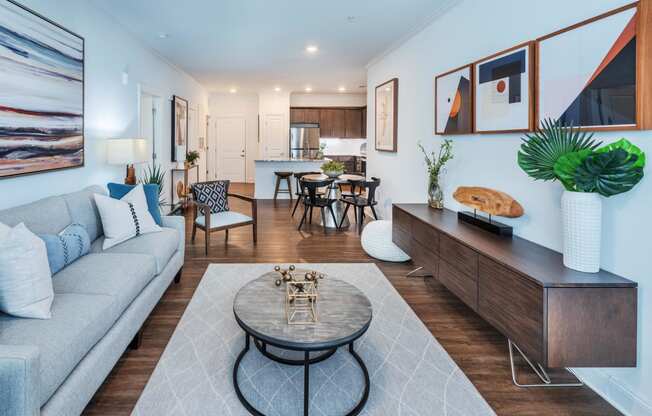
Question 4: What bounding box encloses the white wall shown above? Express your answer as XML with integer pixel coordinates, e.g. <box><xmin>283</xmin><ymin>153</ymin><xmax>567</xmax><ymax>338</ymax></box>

<box><xmin>0</xmin><ymin>0</ymin><xmax>208</xmax><ymax>211</ymax></box>
<box><xmin>367</xmin><ymin>1</ymin><xmax>652</xmax><ymax>414</ymax></box>
<box><xmin>209</xmin><ymin>93</ymin><xmax>259</xmax><ymax>182</ymax></box>
<box><xmin>291</xmin><ymin>93</ymin><xmax>367</xmax><ymax>107</ymax></box>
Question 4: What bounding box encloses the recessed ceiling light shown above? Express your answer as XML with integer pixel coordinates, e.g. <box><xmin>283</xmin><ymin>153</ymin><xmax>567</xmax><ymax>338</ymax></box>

<box><xmin>274</xmin><ymin>86</ymin><xmax>282</xmax><ymax>92</ymax></box>
<box><xmin>338</xmin><ymin>86</ymin><xmax>347</xmax><ymax>92</ymax></box>
<box><xmin>158</xmin><ymin>32</ymin><xmax>169</xmax><ymax>39</ymax></box>
<box><xmin>229</xmin><ymin>88</ymin><xmax>238</xmax><ymax>94</ymax></box>
<box><xmin>305</xmin><ymin>45</ymin><xmax>318</xmax><ymax>54</ymax></box>
<box><xmin>305</xmin><ymin>87</ymin><xmax>313</xmax><ymax>93</ymax></box>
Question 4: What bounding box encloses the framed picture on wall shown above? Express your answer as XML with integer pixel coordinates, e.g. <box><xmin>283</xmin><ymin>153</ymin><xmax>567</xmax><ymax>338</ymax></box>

<box><xmin>435</xmin><ymin>65</ymin><xmax>473</xmax><ymax>135</ymax></box>
<box><xmin>375</xmin><ymin>78</ymin><xmax>398</xmax><ymax>152</ymax></box>
<box><xmin>473</xmin><ymin>42</ymin><xmax>533</xmax><ymax>133</ymax></box>
<box><xmin>0</xmin><ymin>0</ymin><xmax>84</xmax><ymax>178</ymax></box>
<box><xmin>171</xmin><ymin>95</ymin><xmax>189</xmax><ymax>162</ymax></box>
<box><xmin>537</xmin><ymin>3</ymin><xmax>638</xmax><ymax>130</ymax></box>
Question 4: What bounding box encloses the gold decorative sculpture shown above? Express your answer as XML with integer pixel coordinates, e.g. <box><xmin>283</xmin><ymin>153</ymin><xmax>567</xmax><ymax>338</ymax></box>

<box><xmin>453</xmin><ymin>186</ymin><xmax>524</xmax><ymax>218</ymax></box>
<box><xmin>286</xmin><ymin>281</ymin><xmax>318</xmax><ymax>325</ymax></box>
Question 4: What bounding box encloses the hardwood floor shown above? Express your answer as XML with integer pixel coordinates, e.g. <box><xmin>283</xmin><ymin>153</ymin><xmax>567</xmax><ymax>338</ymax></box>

<box><xmin>83</xmin><ymin>183</ymin><xmax>620</xmax><ymax>416</ymax></box>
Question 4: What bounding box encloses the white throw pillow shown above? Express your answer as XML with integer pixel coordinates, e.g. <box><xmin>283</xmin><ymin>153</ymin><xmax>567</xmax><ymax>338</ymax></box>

<box><xmin>0</xmin><ymin>222</ymin><xmax>54</xmax><ymax>319</ymax></box>
<box><xmin>95</xmin><ymin>184</ymin><xmax>161</xmax><ymax>250</ymax></box>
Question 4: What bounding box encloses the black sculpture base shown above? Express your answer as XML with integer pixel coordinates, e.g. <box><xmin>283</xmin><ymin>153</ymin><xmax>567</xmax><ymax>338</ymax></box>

<box><xmin>458</xmin><ymin>211</ymin><xmax>513</xmax><ymax>237</ymax></box>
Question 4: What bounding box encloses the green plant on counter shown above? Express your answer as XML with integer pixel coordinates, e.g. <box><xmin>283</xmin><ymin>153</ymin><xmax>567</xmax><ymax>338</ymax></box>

<box><xmin>186</xmin><ymin>150</ymin><xmax>200</xmax><ymax>165</ymax></box>
<box><xmin>518</xmin><ymin>119</ymin><xmax>645</xmax><ymax>197</ymax></box>
<box><xmin>321</xmin><ymin>160</ymin><xmax>345</xmax><ymax>173</ymax></box>
<box><xmin>139</xmin><ymin>163</ymin><xmax>166</xmax><ymax>204</ymax></box>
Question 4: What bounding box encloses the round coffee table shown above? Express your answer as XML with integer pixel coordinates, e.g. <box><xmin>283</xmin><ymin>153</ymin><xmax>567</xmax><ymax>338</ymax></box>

<box><xmin>233</xmin><ymin>271</ymin><xmax>373</xmax><ymax>416</ymax></box>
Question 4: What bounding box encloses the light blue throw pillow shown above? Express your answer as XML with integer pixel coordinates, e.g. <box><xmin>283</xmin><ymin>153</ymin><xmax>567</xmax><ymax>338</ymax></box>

<box><xmin>39</xmin><ymin>223</ymin><xmax>91</xmax><ymax>274</ymax></box>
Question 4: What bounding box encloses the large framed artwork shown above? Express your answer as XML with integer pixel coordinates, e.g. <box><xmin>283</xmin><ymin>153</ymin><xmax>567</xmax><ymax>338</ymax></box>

<box><xmin>474</xmin><ymin>43</ymin><xmax>533</xmax><ymax>134</ymax></box>
<box><xmin>375</xmin><ymin>78</ymin><xmax>398</xmax><ymax>152</ymax></box>
<box><xmin>435</xmin><ymin>65</ymin><xmax>473</xmax><ymax>135</ymax></box>
<box><xmin>0</xmin><ymin>0</ymin><xmax>84</xmax><ymax>178</ymax></box>
<box><xmin>171</xmin><ymin>95</ymin><xmax>188</xmax><ymax>162</ymax></box>
<box><xmin>537</xmin><ymin>3</ymin><xmax>638</xmax><ymax>130</ymax></box>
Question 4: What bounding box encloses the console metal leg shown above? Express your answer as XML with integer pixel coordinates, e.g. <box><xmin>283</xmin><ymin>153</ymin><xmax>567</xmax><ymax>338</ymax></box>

<box><xmin>508</xmin><ymin>339</ymin><xmax>583</xmax><ymax>388</ymax></box>
<box><xmin>406</xmin><ymin>266</ymin><xmax>433</xmax><ymax>278</ymax></box>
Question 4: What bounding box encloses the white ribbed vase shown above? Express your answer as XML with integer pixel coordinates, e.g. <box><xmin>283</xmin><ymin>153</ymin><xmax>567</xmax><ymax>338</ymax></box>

<box><xmin>561</xmin><ymin>191</ymin><xmax>602</xmax><ymax>273</ymax></box>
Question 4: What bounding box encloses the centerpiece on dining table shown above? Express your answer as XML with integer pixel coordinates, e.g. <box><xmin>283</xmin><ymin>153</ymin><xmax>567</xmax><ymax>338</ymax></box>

<box><xmin>321</xmin><ymin>160</ymin><xmax>345</xmax><ymax>178</ymax></box>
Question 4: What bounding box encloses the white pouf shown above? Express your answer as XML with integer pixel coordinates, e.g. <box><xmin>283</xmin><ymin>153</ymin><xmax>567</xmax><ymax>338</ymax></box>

<box><xmin>361</xmin><ymin>220</ymin><xmax>411</xmax><ymax>262</ymax></box>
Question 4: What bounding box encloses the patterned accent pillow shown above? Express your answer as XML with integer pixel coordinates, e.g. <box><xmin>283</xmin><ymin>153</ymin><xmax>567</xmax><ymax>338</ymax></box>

<box><xmin>193</xmin><ymin>181</ymin><xmax>230</xmax><ymax>213</ymax></box>
<box><xmin>39</xmin><ymin>223</ymin><xmax>91</xmax><ymax>274</ymax></box>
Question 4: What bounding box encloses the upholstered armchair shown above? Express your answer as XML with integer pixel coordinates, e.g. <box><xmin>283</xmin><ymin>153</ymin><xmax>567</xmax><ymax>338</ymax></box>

<box><xmin>190</xmin><ymin>180</ymin><xmax>257</xmax><ymax>255</ymax></box>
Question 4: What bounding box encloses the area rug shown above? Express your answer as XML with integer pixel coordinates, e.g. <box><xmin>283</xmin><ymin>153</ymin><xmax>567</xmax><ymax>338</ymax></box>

<box><xmin>132</xmin><ymin>263</ymin><xmax>494</xmax><ymax>416</ymax></box>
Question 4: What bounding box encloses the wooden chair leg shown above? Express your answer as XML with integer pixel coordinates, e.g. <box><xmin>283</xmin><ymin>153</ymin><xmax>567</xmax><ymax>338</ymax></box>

<box><xmin>252</xmin><ymin>223</ymin><xmax>257</xmax><ymax>243</ymax></box>
<box><xmin>370</xmin><ymin>205</ymin><xmax>379</xmax><ymax>220</ymax></box>
<box><xmin>274</xmin><ymin>176</ymin><xmax>281</xmax><ymax>201</ymax></box>
<box><xmin>286</xmin><ymin>178</ymin><xmax>293</xmax><ymax>201</ymax></box>
<box><xmin>205</xmin><ymin>229</ymin><xmax>209</xmax><ymax>256</ymax></box>
<box><xmin>225</xmin><ymin>229</ymin><xmax>229</xmax><ymax>242</ymax></box>
<box><xmin>192</xmin><ymin>223</ymin><xmax>197</xmax><ymax>242</ymax></box>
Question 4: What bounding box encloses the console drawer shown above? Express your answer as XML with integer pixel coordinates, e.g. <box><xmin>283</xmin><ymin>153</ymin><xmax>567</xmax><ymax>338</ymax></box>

<box><xmin>411</xmin><ymin>240</ymin><xmax>439</xmax><ymax>278</ymax></box>
<box><xmin>393</xmin><ymin>206</ymin><xmax>411</xmax><ymax>232</ymax></box>
<box><xmin>413</xmin><ymin>220</ymin><xmax>439</xmax><ymax>254</ymax></box>
<box><xmin>439</xmin><ymin>259</ymin><xmax>477</xmax><ymax>310</ymax></box>
<box><xmin>440</xmin><ymin>234</ymin><xmax>478</xmax><ymax>278</ymax></box>
<box><xmin>478</xmin><ymin>256</ymin><xmax>543</xmax><ymax>363</ymax></box>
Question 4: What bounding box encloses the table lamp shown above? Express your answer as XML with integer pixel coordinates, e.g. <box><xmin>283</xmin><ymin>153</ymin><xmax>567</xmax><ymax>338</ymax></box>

<box><xmin>106</xmin><ymin>138</ymin><xmax>148</xmax><ymax>185</ymax></box>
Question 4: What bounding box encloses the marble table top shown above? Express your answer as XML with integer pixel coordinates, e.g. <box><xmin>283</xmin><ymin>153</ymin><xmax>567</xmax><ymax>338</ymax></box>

<box><xmin>233</xmin><ymin>271</ymin><xmax>372</xmax><ymax>350</ymax></box>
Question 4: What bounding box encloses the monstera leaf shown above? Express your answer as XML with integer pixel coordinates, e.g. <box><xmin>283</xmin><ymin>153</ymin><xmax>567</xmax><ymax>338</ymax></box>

<box><xmin>553</xmin><ymin>149</ymin><xmax>592</xmax><ymax>191</ymax></box>
<box><xmin>518</xmin><ymin>118</ymin><xmax>600</xmax><ymax>182</ymax></box>
<box><xmin>574</xmin><ymin>149</ymin><xmax>644</xmax><ymax>197</ymax></box>
<box><xmin>595</xmin><ymin>138</ymin><xmax>646</xmax><ymax>168</ymax></box>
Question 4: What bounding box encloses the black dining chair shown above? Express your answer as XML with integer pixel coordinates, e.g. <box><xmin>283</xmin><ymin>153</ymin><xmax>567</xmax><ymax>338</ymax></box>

<box><xmin>298</xmin><ymin>178</ymin><xmax>339</xmax><ymax>232</ymax></box>
<box><xmin>339</xmin><ymin>177</ymin><xmax>381</xmax><ymax>233</ymax></box>
<box><xmin>291</xmin><ymin>171</ymin><xmax>323</xmax><ymax>217</ymax></box>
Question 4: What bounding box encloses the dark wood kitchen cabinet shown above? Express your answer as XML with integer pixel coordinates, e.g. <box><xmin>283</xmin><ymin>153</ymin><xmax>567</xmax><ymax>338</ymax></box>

<box><xmin>291</xmin><ymin>107</ymin><xmax>366</xmax><ymax>138</ymax></box>
<box><xmin>392</xmin><ymin>204</ymin><xmax>638</xmax><ymax>369</ymax></box>
<box><xmin>318</xmin><ymin>109</ymin><xmax>334</xmax><ymax>137</ymax></box>
<box><xmin>345</xmin><ymin>108</ymin><xmax>363</xmax><ymax>138</ymax></box>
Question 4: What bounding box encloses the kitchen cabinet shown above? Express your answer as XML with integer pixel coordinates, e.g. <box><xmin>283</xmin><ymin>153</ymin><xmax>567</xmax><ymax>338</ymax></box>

<box><xmin>291</xmin><ymin>107</ymin><xmax>366</xmax><ymax>138</ymax></box>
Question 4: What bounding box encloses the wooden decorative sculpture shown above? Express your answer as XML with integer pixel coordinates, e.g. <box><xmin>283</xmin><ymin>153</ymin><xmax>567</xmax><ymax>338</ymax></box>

<box><xmin>453</xmin><ymin>186</ymin><xmax>524</xmax><ymax>236</ymax></box>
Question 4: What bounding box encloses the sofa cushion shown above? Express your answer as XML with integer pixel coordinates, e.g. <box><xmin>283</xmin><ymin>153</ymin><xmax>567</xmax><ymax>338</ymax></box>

<box><xmin>0</xmin><ymin>196</ymin><xmax>71</xmax><ymax>235</ymax></box>
<box><xmin>52</xmin><ymin>253</ymin><xmax>157</xmax><ymax>315</ymax></box>
<box><xmin>62</xmin><ymin>185</ymin><xmax>106</xmax><ymax>242</ymax></box>
<box><xmin>90</xmin><ymin>227</ymin><xmax>179</xmax><ymax>274</ymax></box>
<box><xmin>0</xmin><ymin>293</ymin><xmax>118</xmax><ymax>406</ymax></box>
<box><xmin>196</xmin><ymin>212</ymin><xmax>252</xmax><ymax>229</ymax></box>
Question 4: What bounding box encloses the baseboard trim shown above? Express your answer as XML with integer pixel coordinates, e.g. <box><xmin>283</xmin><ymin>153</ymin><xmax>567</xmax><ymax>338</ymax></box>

<box><xmin>573</xmin><ymin>369</ymin><xmax>652</xmax><ymax>416</ymax></box>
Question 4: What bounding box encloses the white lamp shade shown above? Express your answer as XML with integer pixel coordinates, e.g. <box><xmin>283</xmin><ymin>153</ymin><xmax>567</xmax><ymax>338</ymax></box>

<box><xmin>106</xmin><ymin>138</ymin><xmax>148</xmax><ymax>165</ymax></box>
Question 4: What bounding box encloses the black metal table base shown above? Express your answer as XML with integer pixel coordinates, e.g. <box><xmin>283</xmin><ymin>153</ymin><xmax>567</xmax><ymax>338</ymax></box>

<box><xmin>233</xmin><ymin>334</ymin><xmax>370</xmax><ymax>416</ymax></box>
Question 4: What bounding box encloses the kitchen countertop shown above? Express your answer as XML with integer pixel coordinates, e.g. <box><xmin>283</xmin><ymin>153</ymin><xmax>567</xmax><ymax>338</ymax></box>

<box><xmin>255</xmin><ymin>159</ymin><xmax>326</xmax><ymax>163</ymax></box>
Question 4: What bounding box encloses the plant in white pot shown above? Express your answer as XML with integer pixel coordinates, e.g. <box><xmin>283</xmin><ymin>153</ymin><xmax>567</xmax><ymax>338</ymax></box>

<box><xmin>518</xmin><ymin>119</ymin><xmax>645</xmax><ymax>272</ymax></box>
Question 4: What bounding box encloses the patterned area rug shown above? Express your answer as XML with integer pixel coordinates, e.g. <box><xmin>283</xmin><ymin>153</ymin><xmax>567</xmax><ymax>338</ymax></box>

<box><xmin>132</xmin><ymin>264</ymin><xmax>494</xmax><ymax>416</ymax></box>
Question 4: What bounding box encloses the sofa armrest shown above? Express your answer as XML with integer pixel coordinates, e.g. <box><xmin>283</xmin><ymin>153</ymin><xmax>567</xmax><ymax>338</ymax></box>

<box><xmin>162</xmin><ymin>215</ymin><xmax>185</xmax><ymax>258</ymax></box>
<box><xmin>0</xmin><ymin>345</ymin><xmax>40</xmax><ymax>416</ymax></box>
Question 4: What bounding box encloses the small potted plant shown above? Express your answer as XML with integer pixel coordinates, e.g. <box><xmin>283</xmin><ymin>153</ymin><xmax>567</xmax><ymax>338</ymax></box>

<box><xmin>139</xmin><ymin>162</ymin><xmax>166</xmax><ymax>206</ymax></box>
<box><xmin>321</xmin><ymin>160</ymin><xmax>345</xmax><ymax>178</ymax></box>
<box><xmin>418</xmin><ymin>139</ymin><xmax>453</xmax><ymax>209</ymax></box>
<box><xmin>518</xmin><ymin>119</ymin><xmax>645</xmax><ymax>272</ymax></box>
<box><xmin>185</xmin><ymin>150</ymin><xmax>200</xmax><ymax>167</ymax></box>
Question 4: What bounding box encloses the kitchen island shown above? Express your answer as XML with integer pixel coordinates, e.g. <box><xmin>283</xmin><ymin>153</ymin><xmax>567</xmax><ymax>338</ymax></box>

<box><xmin>254</xmin><ymin>159</ymin><xmax>325</xmax><ymax>199</ymax></box>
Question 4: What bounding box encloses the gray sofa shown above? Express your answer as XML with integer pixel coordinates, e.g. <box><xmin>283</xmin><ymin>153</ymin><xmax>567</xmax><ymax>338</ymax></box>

<box><xmin>0</xmin><ymin>185</ymin><xmax>185</xmax><ymax>416</ymax></box>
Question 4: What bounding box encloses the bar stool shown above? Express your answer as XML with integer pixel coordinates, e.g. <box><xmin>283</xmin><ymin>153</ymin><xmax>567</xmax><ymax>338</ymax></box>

<box><xmin>274</xmin><ymin>171</ymin><xmax>293</xmax><ymax>201</ymax></box>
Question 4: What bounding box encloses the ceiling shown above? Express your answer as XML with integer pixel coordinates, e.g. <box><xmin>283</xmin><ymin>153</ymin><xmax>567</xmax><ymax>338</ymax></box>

<box><xmin>91</xmin><ymin>0</ymin><xmax>456</xmax><ymax>94</ymax></box>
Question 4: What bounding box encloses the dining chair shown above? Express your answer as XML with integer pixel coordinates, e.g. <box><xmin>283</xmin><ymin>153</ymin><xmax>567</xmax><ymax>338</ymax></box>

<box><xmin>339</xmin><ymin>177</ymin><xmax>381</xmax><ymax>233</ymax></box>
<box><xmin>291</xmin><ymin>171</ymin><xmax>323</xmax><ymax>217</ymax></box>
<box><xmin>298</xmin><ymin>178</ymin><xmax>339</xmax><ymax>232</ymax></box>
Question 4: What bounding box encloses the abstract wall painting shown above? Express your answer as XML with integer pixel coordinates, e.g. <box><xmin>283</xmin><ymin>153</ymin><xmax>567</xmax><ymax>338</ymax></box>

<box><xmin>0</xmin><ymin>0</ymin><xmax>84</xmax><ymax>178</ymax></box>
<box><xmin>537</xmin><ymin>4</ymin><xmax>637</xmax><ymax>130</ymax></box>
<box><xmin>435</xmin><ymin>65</ymin><xmax>473</xmax><ymax>135</ymax></box>
<box><xmin>474</xmin><ymin>43</ymin><xmax>533</xmax><ymax>133</ymax></box>
<box><xmin>171</xmin><ymin>95</ymin><xmax>188</xmax><ymax>162</ymax></box>
<box><xmin>375</xmin><ymin>78</ymin><xmax>398</xmax><ymax>152</ymax></box>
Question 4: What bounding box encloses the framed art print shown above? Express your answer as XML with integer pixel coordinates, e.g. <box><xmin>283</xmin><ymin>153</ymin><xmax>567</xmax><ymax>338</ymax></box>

<box><xmin>0</xmin><ymin>0</ymin><xmax>84</xmax><ymax>178</ymax></box>
<box><xmin>171</xmin><ymin>95</ymin><xmax>189</xmax><ymax>162</ymax></box>
<box><xmin>474</xmin><ymin>43</ymin><xmax>533</xmax><ymax>133</ymax></box>
<box><xmin>537</xmin><ymin>3</ymin><xmax>637</xmax><ymax>130</ymax></box>
<box><xmin>435</xmin><ymin>65</ymin><xmax>473</xmax><ymax>135</ymax></box>
<box><xmin>375</xmin><ymin>78</ymin><xmax>398</xmax><ymax>152</ymax></box>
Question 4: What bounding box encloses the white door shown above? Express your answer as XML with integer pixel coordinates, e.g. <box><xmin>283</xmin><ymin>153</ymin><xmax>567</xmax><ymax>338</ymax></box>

<box><xmin>263</xmin><ymin>114</ymin><xmax>287</xmax><ymax>159</ymax></box>
<box><xmin>217</xmin><ymin>117</ymin><xmax>246</xmax><ymax>182</ymax></box>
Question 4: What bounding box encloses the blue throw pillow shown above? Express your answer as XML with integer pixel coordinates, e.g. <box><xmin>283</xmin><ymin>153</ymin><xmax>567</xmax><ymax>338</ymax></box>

<box><xmin>108</xmin><ymin>183</ymin><xmax>163</xmax><ymax>226</ymax></box>
<box><xmin>39</xmin><ymin>223</ymin><xmax>91</xmax><ymax>274</ymax></box>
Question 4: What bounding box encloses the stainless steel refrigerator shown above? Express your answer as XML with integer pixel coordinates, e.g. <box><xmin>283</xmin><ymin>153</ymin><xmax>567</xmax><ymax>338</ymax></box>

<box><xmin>290</xmin><ymin>123</ymin><xmax>320</xmax><ymax>159</ymax></box>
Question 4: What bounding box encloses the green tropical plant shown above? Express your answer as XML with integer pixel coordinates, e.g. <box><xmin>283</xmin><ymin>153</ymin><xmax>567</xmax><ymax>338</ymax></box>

<box><xmin>418</xmin><ymin>138</ymin><xmax>454</xmax><ymax>183</ymax></box>
<box><xmin>139</xmin><ymin>163</ymin><xmax>166</xmax><ymax>204</ymax></box>
<box><xmin>518</xmin><ymin>119</ymin><xmax>645</xmax><ymax>197</ymax></box>
<box><xmin>186</xmin><ymin>150</ymin><xmax>200</xmax><ymax>165</ymax></box>
<box><xmin>518</xmin><ymin>118</ymin><xmax>600</xmax><ymax>182</ymax></box>
<box><xmin>321</xmin><ymin>160</ymin><xmax>345</xmax><ymax>173</ymax></box>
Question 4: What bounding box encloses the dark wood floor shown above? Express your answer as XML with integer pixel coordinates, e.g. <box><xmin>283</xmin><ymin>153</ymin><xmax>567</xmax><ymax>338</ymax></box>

<box><xmin>83</xmin><ymin>184</ymin><xmax>620</xmax><ymax>416</ymax></box>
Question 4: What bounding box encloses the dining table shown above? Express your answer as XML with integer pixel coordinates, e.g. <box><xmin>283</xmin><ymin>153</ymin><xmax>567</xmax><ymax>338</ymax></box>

<box><xmin>301</xmin><ymin>173</ymin><xmax>366</xmax><ymax>229</ymax></box>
